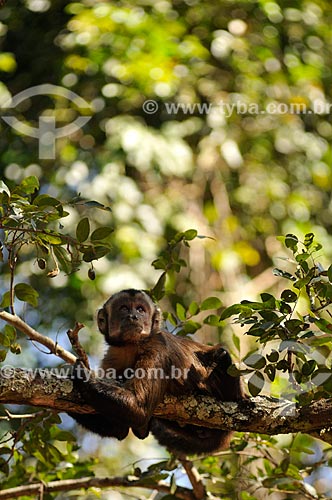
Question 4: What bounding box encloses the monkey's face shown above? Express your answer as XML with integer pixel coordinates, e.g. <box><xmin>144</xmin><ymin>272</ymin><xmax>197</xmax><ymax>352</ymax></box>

<box><xmin>97</xmin><ymin>289</ymin><xmax>161</xmax><ymax>345</ymax></box>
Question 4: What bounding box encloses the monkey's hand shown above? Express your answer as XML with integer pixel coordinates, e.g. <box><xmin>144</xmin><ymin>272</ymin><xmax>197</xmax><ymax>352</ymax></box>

<box><xmin>70</xmin><ymin>360</ymin><xmax>125</xmax><ymax>412</ymax></box>
<box><xmin>210</xmin><ymin>347</ymin><xmax>232</xmax><ymax>371</ymax></box>
<box><xmin>69</xmin><ymin>363</ymin><xmax>131</xmax><ymax>440</ymax></box>
<box><xmin>71</xmin><ymin>359</ymin><xmax>94</xmax><ymax>385</ymax></box>
<box><xmin>132</xmin><ymin>423</ymin><xmax>150</xmax><ymax>440</ymax></box>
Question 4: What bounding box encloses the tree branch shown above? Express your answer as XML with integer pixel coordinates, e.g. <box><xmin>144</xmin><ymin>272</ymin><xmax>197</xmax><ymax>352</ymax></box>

<box><xmin>0</xmin><ymin>311</ymin><xmax>76</xmax><ymax>364</ymax></box>
<box><xmin>179</xmin><ymin>458</ymin><xmax>206</xmax><ymax>500</ymax></box>
<box><xmin>67</xmin><ymin>322</ymin><xmax>90</xmax><ymax>368</ymax></box>
<box><xmin>1</xmin><ymin>368</ymin><xmax>332</xmax><ymax>442</ymax></box>
<box><xmin>0</xmin><ymin>475</ymin><xmax>197</xmax><ymax>500</ymax></box>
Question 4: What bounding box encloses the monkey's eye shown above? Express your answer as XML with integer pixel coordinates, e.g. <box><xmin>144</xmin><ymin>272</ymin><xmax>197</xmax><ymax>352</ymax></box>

<box><xmin>136</xmin><ymin>305</ymin><xmax>146</xmax><ymax>313</ymax></box>
<box><xmin>119</xmin><ymin>305</ymin><xmax>130</xmax><ymax>313</ymax></box>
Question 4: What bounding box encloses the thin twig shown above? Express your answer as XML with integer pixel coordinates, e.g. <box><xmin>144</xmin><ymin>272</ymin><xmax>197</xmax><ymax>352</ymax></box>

<box><xmin>67</xmin><ymin>322</ymin><xmax>90</xmax><ymax>369</ymax></box>
<box><xmin>0</xmin><ymin>409</ymin><xmax>42</xmax><ymax>420</ymax></box>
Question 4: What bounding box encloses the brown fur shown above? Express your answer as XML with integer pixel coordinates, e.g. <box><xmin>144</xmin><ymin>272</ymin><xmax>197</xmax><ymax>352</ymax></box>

<box><xmin>70</xmin><ymin>289</ymin><xmax>244</xmax><ymax>454</ymax></box>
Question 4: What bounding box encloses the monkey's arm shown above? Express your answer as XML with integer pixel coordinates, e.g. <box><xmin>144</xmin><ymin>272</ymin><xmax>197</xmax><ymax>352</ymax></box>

<box><xmin>71</xmin><ymin>352</ymin><xmax>166</xmax><ymax>429</ymax></box>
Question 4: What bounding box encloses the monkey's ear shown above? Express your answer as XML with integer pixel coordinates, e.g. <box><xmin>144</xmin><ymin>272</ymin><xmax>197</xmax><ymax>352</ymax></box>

<box><xmin>97</xmin><ymin>307</ymin><xmax>108</xmax><ymax>336</ymax></box>
<box><xmin>152</xmin><ymin>305</ymin><xmax>162</xmax><ymax>333</ymax></box>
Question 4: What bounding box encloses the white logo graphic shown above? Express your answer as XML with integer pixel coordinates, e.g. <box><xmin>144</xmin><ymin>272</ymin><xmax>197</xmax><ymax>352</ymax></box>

<box><xmin>1</xmin><ymin>84</ymin><xmax>92</xmax><ymax>159</ymax></box>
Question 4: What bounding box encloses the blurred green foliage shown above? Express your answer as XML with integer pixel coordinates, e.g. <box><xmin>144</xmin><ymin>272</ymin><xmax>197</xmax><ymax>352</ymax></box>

<box><xmin>1</xmin><ymin>0</ymin><xmax>332</xmax><ymax>498</ymax></box>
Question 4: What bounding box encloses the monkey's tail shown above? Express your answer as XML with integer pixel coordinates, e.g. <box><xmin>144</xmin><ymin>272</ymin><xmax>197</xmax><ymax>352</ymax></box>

<box><xmin>150</xmin><ymin>418</ymin><xmax>232</xmax><ymax>455</ymax></box>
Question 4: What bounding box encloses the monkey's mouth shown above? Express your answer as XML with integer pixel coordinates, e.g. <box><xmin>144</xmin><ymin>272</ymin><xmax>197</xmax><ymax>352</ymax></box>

<box><xmin>121</xmin><ymin>318</ymin><xmax>142</xmax><ymax>328</ymax></box>
<box><xmin>119</xmin><ymin>320</ymin><xmax>147</xmax><ymax>336</ymax></box>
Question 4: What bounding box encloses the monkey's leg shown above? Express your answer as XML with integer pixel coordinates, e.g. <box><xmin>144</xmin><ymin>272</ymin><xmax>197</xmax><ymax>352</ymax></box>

<box><xmin>207</xmin><ymin>346</ymin><xmax>244</xmax><ymax>400</ymax></box>
<box><xmin>69</xmin><ymin>412</ymin><xmax>129</xmax><ymax>440</ymax></box>
<box><xmin>151</xmin><ymin>418</ymin><xmax>232</xmax><ymax>455</ymax></box>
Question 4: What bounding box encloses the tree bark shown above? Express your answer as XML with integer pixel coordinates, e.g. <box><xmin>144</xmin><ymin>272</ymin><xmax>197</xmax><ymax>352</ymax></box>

<box><xmin>1</xmin><ymin>367</ymin><xmax>332</xmax><ymax>443</ymax></box>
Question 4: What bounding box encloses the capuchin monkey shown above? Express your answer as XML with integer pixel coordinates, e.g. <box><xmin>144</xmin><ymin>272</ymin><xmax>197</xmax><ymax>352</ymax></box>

<box><xmin>69</xmin><ymin>289</ymin><xmax>244</xmax><ymax>454</ymax></box>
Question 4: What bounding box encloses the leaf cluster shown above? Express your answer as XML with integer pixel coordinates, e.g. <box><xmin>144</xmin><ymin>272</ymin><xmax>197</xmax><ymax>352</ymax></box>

<box><xmin>0</xmin><ymin>411</ymin><xmax>95</xmax><ymax>490</ymax></box>
<box><xmin>0</xmin><ymin>177</ymin><xmax>113</xmax><ymax>360</ymax></box>
<box><xmin>0</xmin><ymin>176</ymin><xmax>112</xmax><ymax>283</ymax></box>
<box><xmin>223</xmin><ymin>234</ymin><xmax>332</xmax><ymax>400</ymax></box>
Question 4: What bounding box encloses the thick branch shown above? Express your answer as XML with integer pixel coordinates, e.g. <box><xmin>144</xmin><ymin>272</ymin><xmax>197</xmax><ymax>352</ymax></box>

<box><xmin>0</xmin><ymin>311</ymin><xmax>76</xmax><ymax>364</ymax></box>
<box><xmin>1</xmin><ymin>368</ymin><xmax>332</xmax><ymax>442</ymax></box>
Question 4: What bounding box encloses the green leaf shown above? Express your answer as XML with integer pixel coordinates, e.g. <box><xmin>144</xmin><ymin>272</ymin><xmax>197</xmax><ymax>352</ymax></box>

<box><xmin>260</xmin><ymin>293</ymin><xmax>276</xmax><ymax>307</ymax></box>
<box><xmin>259</xmin><ymin>310</ymin><xmax>279</xmax><ymax>321</ymax></box>
<box><xmin>151</xmin><ymin>272</ymin><xmax>166</xmax><ymax>301</ymax></box>
<box><xmin>3</xmin><ymin>325</ymin><xmax>16</xmax><ymax>343</ymax></box>
<box><xmin>232</xmin><ymin>334</ymin><xmax>240</xmax><ymax>352</ymax></box>
<box><xmin>220</xmin><ymin>304</ymin><xmax>252</xmax><ymax>320</ymax></box>
<box><xmin>266</xmin><ymin>350</ymin><xmax>279</xmax><ymax>363</ymax></box>
<box><xmin>173</xmin><ymin>231</ymin><xmax>185</xmax><ymax>243</ymax></box>
<box><xmin>79</xmin><ymin>200</ymin><xmax>112</xmax><ymax>211</ymax></box>
<box><xmin>182</xmin><ymin>320</ymin><xmax>201</xmax><ymax>333</ymax></box>
<box><xmin>76</xmin><ymin>217</ymin><xmax>90</xmax><ymax>243</ymax></box>
<box><xmin>302</xmin><ymin>360</ymin><xmax>316</xmax><ymax>376</ymax></box>
<box><xmin>279</xmin><ymin>457</ymin><xmax>290</xmax><ymax>474</ymax></box>
<box><xmin>203</xmin><ymin>314</ymin><xmax>221</xmax><ymax>326</ymax></box>
<box><xmin>244</xmin><ymin>353</ymin><xmax>266</xmax><ymax>370</ymax></box>
<box><xmin>188</xmin><ymin>301</ymin><xmax>200</xmax><ymax>316</ymax></box>
<box><xmin>284</xmin><ymin>319</ymin><xmax>307</xmax><ymax>335</ymax></box>
<box><xmin>164</xmin><ymin>312</ymin><xmax>178</xmax><ymax>326</ymax></box>
<box><xmin>279</xmin><ymin>301</ymin><xmax>292</xmax><ymax>314</ymax></box>
<box><xmin>328</xmin><ymin>264</ymin><xmax>332</xmax><ymax>283</ymax></box>
<box><xmin>147</xmin><ymin>460</ymin><xmax>172</xmax><ymax>473</ymax></box>
<box><xmin>273</xmin><ymin>268</ymin><xmax>296</xmax><ymax>281</ymax></box>
<box><xmin>285</xmin><ymin>233</ymin><xmax>298</xmax><ymax>251</ymax></box>
<box><xmin>0</xmin><ymin>291</ymin><xmax>11</xmax><ymax>308</ymax></box>
<box><xmin>295</xmin><ymin>252</ymin><xmax>309</xmax><ymax>263</ymax></box>
<box><xmin>298</xmin><ymin>260</ymin><xmax>309</xmax><ymax>273</ymax></box>
<box><xmin>53</xmin><ymin>246</ymin><xmax>73</xmax><ymax>275</ymax></box>
<box><xmin>281</xmin><ymin>289</ymin><xmax>298</xmax><ymax>303</ymax></box>
<box><xmin>90</xmin><ymin>226</ymin><xmax>113</xmax><ymax>241</ymax></box>
<box><xmin>309</xmin><ymin>335</ymin><xmax>332</xmax><ymax>346</ymax></box>
<box><xmin>176</xmin><ymin>303</ymin><xmax>186</xmax><ymax>321</ymax></box>
<box><xmin>39</xmin><ymin>233</ymin><xmax>63</xmax><ymax>245</ymax></box>
<box><xmin>183</xmin><ymin>229</ymin><xmax>198</xmax><ymax>240</ymax></box>
<box><xmin>304</xmin><ymin>232</ymin><xmax>314</xmax><ymax>248</ymax></box>
<box><xmin>18</xmin><ymin>176</ymin><xmax>39</xmax><ymax>194</ymax></box>
<box><xmin>34</xmin><ymin>194</ymin><xmax>62</xmax><ymax>209</ymax></box>
<box><xmin>82</xmin><ymin>246</ymin><xmax>110</xmax><ymax>262</ymax></box>
<box><xmin>248</xmin><ymin>371</ymin><xmax>265</xmax><ymax>396</ymax></box>
<box><xmin>10</xmin><ymin>343</ymin><xmax>21</xmax><ymax>354</ymax></box>
<box><xmin>227</xmin><ymin>364</ymin><xmax>242</xmax><ymax>377</ymax></box>
<box><xmin>152</xmin><ymin>257</ymin><xmax>168</xmax><ymax>270</ymax></box>
<box><xmin>51</xmin><ymin>430</ymin><xmax>76</xmax><ymax>442</ymax></box>
<box><xmin>201</xmin><ymin>296</ymin><xmax>222</xmax><ymax>310</ymax></box>
<box><xmin>276</xmin><ymin>359</ymin><xmax>290</xmax><ymax>371</ymax></box>
<box><xmin>14</xmin><ymin>283</ymin><xmax>39</xmax><ymax>307</ymax></box>
<box><xmin>293</xmin><ymin>276</ymin><xmax>312</xmax><ymax>289</ymax></box>
<box><xmin>34</xmin><ymin>194</ymin><xmax>58</xmax><ymax>205</ymax></box>
<box><xmin>314</xmin><ymin>318</ymin><xmax>332</xmax><ymax>333</ymax></box>
<box><xmin>265</xmin><ymin>364</ymin><xmax>276</xmax><ymax>381</ymax></box>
